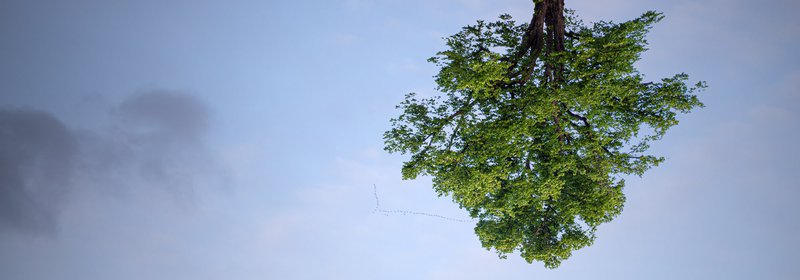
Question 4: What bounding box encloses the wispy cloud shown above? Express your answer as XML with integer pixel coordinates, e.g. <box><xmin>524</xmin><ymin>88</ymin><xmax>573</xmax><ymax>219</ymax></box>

<box><xmin>0</xmin><ymin>91</ymin><xmax>228</xmax><ymax>234</ymax></box>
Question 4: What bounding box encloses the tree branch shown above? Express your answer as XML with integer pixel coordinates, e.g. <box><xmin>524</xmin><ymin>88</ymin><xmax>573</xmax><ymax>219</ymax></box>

<box><xmin>507</xmin><ymin>0</ymin><xmax>547</xmax><ymax>85</ymax></box>
<box><xmin>421</xmin><ymin>99</ymin><xmax>477</xmax><ymax>151</ymax></box>
<box><xmin>566</xmin><ymin>110</ymin><xmax>646</xmax><ymax>159</ymax></box>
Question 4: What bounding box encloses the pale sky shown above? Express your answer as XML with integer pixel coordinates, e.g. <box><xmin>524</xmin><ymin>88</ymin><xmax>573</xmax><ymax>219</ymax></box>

<box><xmin>1</xmin><ymin>0</ymin><xmax>798</xmax><ymax>279</ymax></box>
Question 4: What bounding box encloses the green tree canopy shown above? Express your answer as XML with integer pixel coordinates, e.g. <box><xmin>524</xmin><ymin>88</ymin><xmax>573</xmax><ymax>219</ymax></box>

<box><xmin>384</xmin><ymin>0</ymin><xmax>704</xmax><ymax>268</ymax></box>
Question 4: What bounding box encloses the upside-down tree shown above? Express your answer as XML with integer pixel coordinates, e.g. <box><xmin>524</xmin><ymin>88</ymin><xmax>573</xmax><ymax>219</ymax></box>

<box><xmin>384</xmin><ymin>0</ymin><xmax>705</xmax><ymax>268</ymax></box>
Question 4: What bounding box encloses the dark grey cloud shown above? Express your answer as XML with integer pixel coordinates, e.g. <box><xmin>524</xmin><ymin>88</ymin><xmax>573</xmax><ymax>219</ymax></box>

<box><xmin>115</xmin><ymin>91</ymin><xmax>208</xmax><ymax>141</ymax></box>
<box><xmin>0</xmin><ymin>108</ymin><xmax>78</xmax><ymax>234</ymax></box>
<box><xmin>1</xmin><ymin>91</ymin><xmax>227</xmax><ymax>234</ymax></box>
<box><xmin>81</xmin><ymin>91</ymin><xmax>225</xmax><ymax>197</ymax></box>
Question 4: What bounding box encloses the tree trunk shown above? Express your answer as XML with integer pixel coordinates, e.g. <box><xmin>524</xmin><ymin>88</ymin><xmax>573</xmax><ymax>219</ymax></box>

<box><xmin>510</xmin><ymin>0</ymin><xmax>566</xmax><ymax>86</ymax></box>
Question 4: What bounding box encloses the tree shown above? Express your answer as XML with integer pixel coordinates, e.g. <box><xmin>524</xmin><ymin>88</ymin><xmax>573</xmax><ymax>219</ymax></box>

<box><xmin>384</xmin><ymin>0</ymin><xmax>705</xmax><ymax>268</ymax></box>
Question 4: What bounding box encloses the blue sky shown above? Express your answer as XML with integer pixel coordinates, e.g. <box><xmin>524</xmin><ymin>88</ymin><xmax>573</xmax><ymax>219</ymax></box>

<box><xmin>1</xmin><ymin>0</ymin><xmax>798</xmax><ymax>279</ymax></box>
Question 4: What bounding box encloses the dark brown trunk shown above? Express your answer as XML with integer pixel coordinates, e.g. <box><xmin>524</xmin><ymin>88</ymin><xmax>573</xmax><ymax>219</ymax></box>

<box><xmin>509</xmin><ymin>0</ymin><xmax>566</xmax><ymax>86</ymax></box>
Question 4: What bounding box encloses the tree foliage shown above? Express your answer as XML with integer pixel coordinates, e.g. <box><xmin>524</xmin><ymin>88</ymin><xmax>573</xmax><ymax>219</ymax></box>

<box><xmin>384</xmin><ymin>0</ymin><xmax>704</xmax><ymax>268</ymax></box>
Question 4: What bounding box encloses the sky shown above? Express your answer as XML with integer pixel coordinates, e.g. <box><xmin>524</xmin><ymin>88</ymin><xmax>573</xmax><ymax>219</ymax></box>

<box><xmin>0</xmin><ymin>0</ymin><xmax>798</xmax><ymax>279</ymax></box>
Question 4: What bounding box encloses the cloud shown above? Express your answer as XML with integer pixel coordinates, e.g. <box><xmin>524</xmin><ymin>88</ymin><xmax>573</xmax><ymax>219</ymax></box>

<box><xmin>0</xmin><ymin>108</ymin><xmax>78</xmax><ymax>234</ymax></box>
<box><xmin>81</xmin><ymin>91</ymin><xmax>226</xmax><ymax>197</ymax></box>
<box><xmin>0</xmin><ymin>91</ymin><xmax>228</xmax><ymax>234</ymax></box>
<box><xmin>114</xmin><ymin>91</ymin><xmax>208</xmax><ymax>140</ymax></box>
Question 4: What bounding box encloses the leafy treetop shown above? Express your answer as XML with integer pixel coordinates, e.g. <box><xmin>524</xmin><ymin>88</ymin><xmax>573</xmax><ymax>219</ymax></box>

<box><xmin>384</xmin><ymin>0</ymin><xmax>704</xmax><ymax>269</ymax></box>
